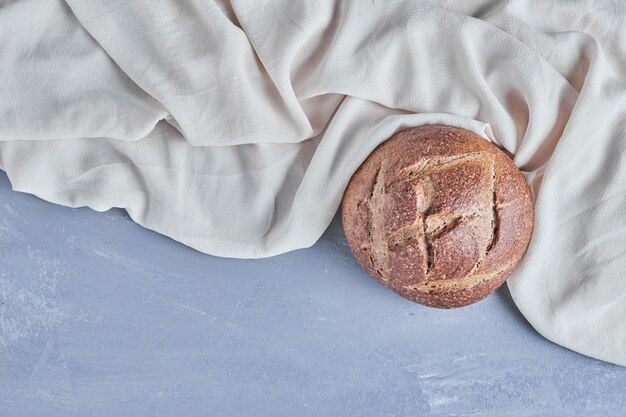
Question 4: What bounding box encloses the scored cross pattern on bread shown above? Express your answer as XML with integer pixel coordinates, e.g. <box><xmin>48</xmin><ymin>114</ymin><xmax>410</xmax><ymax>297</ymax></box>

<box><xmin>343</xmin><ymin>125</ymin><xmax>533</xmax><ymax>308</ymax></box>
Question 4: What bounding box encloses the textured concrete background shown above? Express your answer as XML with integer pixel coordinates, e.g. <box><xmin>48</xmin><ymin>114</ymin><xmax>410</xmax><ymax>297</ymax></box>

<box><xmin>0</xmin><ymin>171</ymin><xmax>625</xmax><ymax>417</ymax></box>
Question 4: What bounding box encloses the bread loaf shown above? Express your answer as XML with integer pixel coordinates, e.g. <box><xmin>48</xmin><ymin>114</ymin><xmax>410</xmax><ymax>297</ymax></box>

<box><xmin>341</xmin><ymin>125</ymin><xmax>534</xmax><ymax>308</ymax></box>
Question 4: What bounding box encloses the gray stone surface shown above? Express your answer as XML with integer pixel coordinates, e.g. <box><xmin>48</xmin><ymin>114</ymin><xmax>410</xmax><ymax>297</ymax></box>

<box><xmin>0</xmin><ymin>171</ymin><xmax>624</xmax><ymax>417</ymax></box>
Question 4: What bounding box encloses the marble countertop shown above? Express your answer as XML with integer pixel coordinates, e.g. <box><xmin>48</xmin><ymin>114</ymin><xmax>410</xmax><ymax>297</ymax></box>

<box><xmin>1</xmin><ymin>171</ymin><xmax>624</xmax><ymax>417</ymax></box>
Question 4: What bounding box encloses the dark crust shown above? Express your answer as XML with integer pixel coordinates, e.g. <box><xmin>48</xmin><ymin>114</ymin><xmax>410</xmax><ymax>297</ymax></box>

<box><xmin>341</xmin><ymin>125</ymin><xmax>534</xmax><ymax>309</ymax></box>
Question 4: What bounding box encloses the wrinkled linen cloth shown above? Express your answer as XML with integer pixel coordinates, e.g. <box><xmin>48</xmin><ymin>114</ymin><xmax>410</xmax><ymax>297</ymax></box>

<box><xmin>1</xmin><ymin>0</ymin><xmax>625</xmax><ymax>366</ymax></box>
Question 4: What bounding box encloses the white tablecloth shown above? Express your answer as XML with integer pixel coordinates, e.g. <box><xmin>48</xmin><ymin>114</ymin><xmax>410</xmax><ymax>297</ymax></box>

<box><xmin>1</xmin><ymin>0</ymin><xmax>624</xmax><ymax>366</ymax></box>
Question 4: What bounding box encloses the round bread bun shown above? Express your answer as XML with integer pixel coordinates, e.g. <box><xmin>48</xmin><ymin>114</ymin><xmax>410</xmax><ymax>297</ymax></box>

<box><xmin>341</xmin><ymin>125</ymin><xmax>534</xmax><ymax>308</ymax></box>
